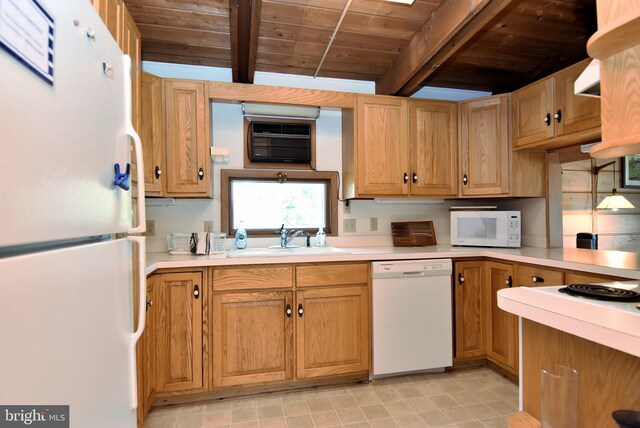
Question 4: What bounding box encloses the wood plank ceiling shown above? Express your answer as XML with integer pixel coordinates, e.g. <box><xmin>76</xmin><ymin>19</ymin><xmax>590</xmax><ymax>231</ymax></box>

<box><xmin>124</xmin><ymin>0</ymin><xmax>597</xmax><ymax>95</ymax></box>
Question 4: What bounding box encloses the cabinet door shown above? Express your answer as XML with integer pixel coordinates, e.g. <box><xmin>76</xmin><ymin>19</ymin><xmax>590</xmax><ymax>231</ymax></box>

<box><xmin>92</xmin><ymin>0</ymin><xmax>122</xmax><ymax>45</ymax></box>
<box><xmin>142</xmin><ymin>277</ymin><xmax>156</xmax><ymax>416</ymax></box>
<box><xmin>164</xmin><ymin>80</ymin><xmax>211</xmax><ymax>197</ymax></box>
<box><xmin>212</xmin><ymin>291</ymin><xmax>293</xmax><ymax>387</ymax></box>
<box><xmin>156</xmin><ymin>272</ymin><xmax>204</xmax><ymax>392</ymax></box>
<box><xmin>296</xmin><ymin>286</ymin><xmax>370</xmax><ymax>378</ymax></box>
<box><xmin>141</xmin><ymin>73</ymin><xmax>164</xmax><ymax>196</ymax></box>
<box><xmin>454</xmin><ymin>262</ymin><xmax>485</xmax><ymax>359</ymax></box>
<box><xmin>554</xmin><ymin>60</ymin><xmax>601</xmax><ymax>137</ymax></box>
<box><xmin>513</xmin><ymin>78</ymin><xmax>554</xmax><ymax>147</ymax></box>
<box><xmin>459</xmin><ymin>95</ymin><xmax>510</xmax><ymax>196</ymax></box>
<box><xmin>485</xmin><ymin>261</ymin><xmax>517</xmax><ymax>373</ymax></box>
<box><xmin>355</xmin><ymin>95</ymin><xmax>409</xmax><ymax>196</ymax></box>
<box><xmin>409</xmin><ymin>100</ymin><xmax>458</xmax><ymax>196</ymax></box>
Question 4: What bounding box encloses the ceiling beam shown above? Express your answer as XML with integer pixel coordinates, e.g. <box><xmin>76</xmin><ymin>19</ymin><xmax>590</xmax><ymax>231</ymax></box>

<box><xmin>375</xmin><ymin>0</ymin><xmax>519</xmax><ymax>96</ymax></box>
<box><xmin>229</xmin><ymin>0</ymin><xmax>262</xmax><ymax>83</ymax></box>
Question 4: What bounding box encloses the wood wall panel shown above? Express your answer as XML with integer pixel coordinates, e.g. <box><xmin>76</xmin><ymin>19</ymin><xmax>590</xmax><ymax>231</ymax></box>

<box><xmin>561</xmin><ymin>158</ymin><xmax>640</xmax><ymax>251</ymax></box>
<box><xmin>522</xmin><ymin>320</ymin><xmax>640</xmax><ymax>428</ymax></box>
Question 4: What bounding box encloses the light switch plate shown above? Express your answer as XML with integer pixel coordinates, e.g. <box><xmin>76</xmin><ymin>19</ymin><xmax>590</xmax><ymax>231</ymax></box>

<box><xmin>344</xmin><ymin>219</ymin><xmax>356</xmax><ymax>233</ymax></box>
<box><xmin>343</xmin><ymin>202</ymin><xmax>351</xmax><ymax>215</ymax></box>
<box><xmin>370</xmin><ymin>217</ymin><xmax>378</xmax><ymax>232</ymax></box>
<box><xmin>144</xmin><ymin>220</ymin><xmax>155</xmax><ymax>237</ymax></box>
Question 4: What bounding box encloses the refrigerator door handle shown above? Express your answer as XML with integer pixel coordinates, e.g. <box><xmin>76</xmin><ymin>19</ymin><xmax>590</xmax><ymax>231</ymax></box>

<box><xmin>128</xmin><ymin>235</ymin><xmax>147</xmax><ymax>409</ymax></box>
<box><xmin>123</xmin><ymin>54</ymin><xmax>146</xmax><ymax>234</ymax></box>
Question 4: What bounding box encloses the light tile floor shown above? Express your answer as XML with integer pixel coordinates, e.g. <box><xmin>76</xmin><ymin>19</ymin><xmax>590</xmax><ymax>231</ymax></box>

<box><xmin>144</xmin><ymin>368</ymin><xmax>518</xmax><ymax>428</ymax></box>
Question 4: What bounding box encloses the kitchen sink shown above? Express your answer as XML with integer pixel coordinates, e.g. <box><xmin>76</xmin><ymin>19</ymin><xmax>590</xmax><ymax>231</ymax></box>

<box><xmin>227</xmin><ymin>246</ymin><xmax>351</xmax><ymax>258</ymax></box>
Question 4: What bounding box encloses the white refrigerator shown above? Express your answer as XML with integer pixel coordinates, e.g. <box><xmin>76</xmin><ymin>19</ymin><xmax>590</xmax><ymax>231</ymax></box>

<box><xmin>0</xmin><ymin>0</ymin><xmax>146</xmax><ymax>426</ymax></box>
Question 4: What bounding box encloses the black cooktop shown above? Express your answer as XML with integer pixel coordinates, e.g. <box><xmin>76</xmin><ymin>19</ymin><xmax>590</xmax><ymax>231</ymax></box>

<box><xmin>559</xmin><ymin>284</ymin><xmax>640</xmax><ymax>302</ymax></box>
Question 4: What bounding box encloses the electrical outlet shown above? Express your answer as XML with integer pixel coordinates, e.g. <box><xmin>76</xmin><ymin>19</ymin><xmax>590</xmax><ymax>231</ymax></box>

<box><xmin>343</xmin><ymin>219</ymin><xmax>356</xmax><ymax>233</ymax></box>
<box><xmin>144</xmin><ymin>220</ymin><xmax>155</xmax><ymax>237</ymax></box>
<box><xmin>369</xmin><ymin>217</ymin><xmax>378</xmax><ymax>232</ymax></box>
<box><xmin>343</xmin><ymin>202</ymin><xmax>351</xmax><ymax>215</ymax></box>
<box><xmin>204</xmin><ymin>221</ymin><xmax>213</xmax><ymax>232</ymax></box>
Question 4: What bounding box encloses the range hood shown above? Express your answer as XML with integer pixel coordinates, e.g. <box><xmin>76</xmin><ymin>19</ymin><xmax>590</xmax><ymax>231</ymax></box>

<box><xmin>574</xmin><ymin>59</ymin><xmax>600</xmax><ymax>97</ymax></box>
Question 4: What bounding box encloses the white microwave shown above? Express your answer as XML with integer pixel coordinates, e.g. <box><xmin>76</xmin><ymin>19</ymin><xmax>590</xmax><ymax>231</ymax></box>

<box><xmin>450</xmin><ymin>211</ymin><xmax>521</xmax><ymax>248</ymax></box>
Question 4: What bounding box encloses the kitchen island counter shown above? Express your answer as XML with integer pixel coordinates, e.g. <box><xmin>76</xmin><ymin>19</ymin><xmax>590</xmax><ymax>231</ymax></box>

<box><xmin>145</xmin><ymin>246</ymin><xmax>640</xmax><ymax>279</ymax></box>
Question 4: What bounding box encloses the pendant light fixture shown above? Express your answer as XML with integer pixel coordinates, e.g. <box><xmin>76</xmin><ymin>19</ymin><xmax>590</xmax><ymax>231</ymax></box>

<box><xmin>594</xmin><ymin>160</ymin><xmax>635</xmax><ymax>211</ymax></box>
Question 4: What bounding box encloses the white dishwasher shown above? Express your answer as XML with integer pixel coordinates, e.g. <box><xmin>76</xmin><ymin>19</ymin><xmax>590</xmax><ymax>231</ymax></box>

<box><xmin>372</xmin><ymin>259</ymin><xmax>453</xmax><ymax>376</ymax></box>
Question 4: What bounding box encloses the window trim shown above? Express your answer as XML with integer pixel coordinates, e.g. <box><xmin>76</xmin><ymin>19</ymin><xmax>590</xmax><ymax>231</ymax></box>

<box><xmin>221</xmin><ymin>169</ymin><xmax>339</xmax><ymax>236</ymax></box>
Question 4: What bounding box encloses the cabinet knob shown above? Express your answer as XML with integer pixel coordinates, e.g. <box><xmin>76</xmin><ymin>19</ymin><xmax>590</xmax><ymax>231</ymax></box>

<box><xmin>155</xmin><ymin>166</ymin><xmax>162</xmax><ymax>179</ymax></box>
<box><xmin>403</xmin><ymin>173</ymin><xmax>409</xmax><ymax>184</ymax></box>
<box><xmin>198</xmin><ymin>168</ymin><xmax>204</xmax><ymax>180</ymax></box>
<box><xmin>554</xmin><ymin>109</ymin><xmax>562</xmax><ymax>123</ymax></box>
<box><xmin>298</xmin><ymin>303</ymin><xmax>304</xmax><ymax>317</ymax></box>
<box><xmin>193</xmin><ymin>284</ymin><xmax>200</xmax><ymax>298</ymax></box>
<box><xmin>412</xmin><ymin>173</ymin><xmax>417</xmax><ymax>184</ymax></box>
<box><xmin>286</xmin><ymin>304</ymin><xmax>292</xmax><ymax>318</ymax></box>
<box><xmin>506</xmin><ymin>276</ymin><xmax>512</xmax><ymax>287</ymax></box>
<box><xmin>544</xmin><ymin>113</ymin><xmax>551</xmax><ymax>125</ymax></box>
<box><xmin>458</xmin><ymin>273</ymin><xmax>465</xmax><ymax>284</ymax></box>
<box><xmin>146</xmin><ymin>299</ymin><xmax>153</xmax><ymax>311</ymax></box>
<box><xmin>462</xmin><ymin>174</ymin><xmax>468</xmax><ymax>185</ymax></box>
<box><xmin>532</xmin><ymin>276</ymin><xmax>544</xmax><ymax>283</ymax></box>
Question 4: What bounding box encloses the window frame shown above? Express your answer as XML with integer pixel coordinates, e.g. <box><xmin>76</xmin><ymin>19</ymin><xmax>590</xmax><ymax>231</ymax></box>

<box><xmin>221</xmin><ymin>169</ymin><xmax>339</xmax><ymax>236</ymax></box>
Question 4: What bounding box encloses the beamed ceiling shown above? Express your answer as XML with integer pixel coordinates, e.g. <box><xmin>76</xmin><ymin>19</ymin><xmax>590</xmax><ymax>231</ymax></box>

<box><xmin>124</xmin><ymin>0</ymin><xmax>597</xmax><ymax>95</ymax></box>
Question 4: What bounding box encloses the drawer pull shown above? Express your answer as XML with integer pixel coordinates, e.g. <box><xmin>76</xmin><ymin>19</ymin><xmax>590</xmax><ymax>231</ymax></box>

<box><xmin>532</xmin><ymin>276</ymin><xmax>544</xmax><ymax>283</ymax></box>
<box><xmin>286</xmin><ymin>304</ymin><xmax>292</xmax><ymax>318</ymax></box>
<box><xmin>298</xmin><ymin>303</ymin><xmax>304</xmax><ymax>317</ymax></box>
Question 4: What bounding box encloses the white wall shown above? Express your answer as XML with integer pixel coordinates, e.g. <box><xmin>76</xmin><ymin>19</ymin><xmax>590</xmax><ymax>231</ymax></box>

<box><xmin>143</xmin><ymin>61</ymin><xmax>548</xmax><ymax>252</ymax></box>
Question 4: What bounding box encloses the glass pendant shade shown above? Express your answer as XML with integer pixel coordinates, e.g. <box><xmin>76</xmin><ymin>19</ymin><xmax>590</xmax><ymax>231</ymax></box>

<box><xmin>596</xmin><ymin>189</ymin><xmax>635</xmax><ymax>211</ymax></box>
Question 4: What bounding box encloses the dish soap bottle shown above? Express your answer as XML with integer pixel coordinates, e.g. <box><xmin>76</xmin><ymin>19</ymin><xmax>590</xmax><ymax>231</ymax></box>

<box><xmin>316</xmin><ymin>227</ymin><xmax>326</xmax><ymax>247</ymax></box>
<box><xmin>235</xmin><ymin>221</ymin><xmax>248</xmax><ymax>249</ymax></box>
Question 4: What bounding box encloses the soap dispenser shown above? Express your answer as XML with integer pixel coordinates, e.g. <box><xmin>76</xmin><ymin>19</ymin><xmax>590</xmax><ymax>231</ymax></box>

<box><xmin>235</xmin><ymin>221</ymin><xmax>248</xmax><ymax>249</ymax></box>
<box><xmin>315</xmin><ymin>227</ymin><xmax>326</xmax><ymax>247</ymax></box>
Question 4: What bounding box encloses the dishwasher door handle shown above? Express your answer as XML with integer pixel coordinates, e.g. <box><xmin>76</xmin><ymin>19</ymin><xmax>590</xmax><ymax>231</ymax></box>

<box><xmin>401</xmin><ymin>271</ymin><xmax>426</xmax><ymax>277</ymax></box>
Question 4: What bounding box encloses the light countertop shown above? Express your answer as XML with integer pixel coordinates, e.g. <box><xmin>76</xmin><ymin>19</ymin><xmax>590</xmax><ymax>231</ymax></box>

<box><xmin>145</xmin><ymin>245</ymin><xmax>640</xmax><ymax>279</ymax></box>
<box><xmin>498</xmin><ymin>284</ymin><xmax>640</xmax><ymax>357</ymax></box>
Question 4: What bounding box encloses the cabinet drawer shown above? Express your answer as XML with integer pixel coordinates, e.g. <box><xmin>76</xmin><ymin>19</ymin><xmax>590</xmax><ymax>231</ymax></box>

<box><xmin>296</xmin><ymin>263</ymin><xmax>369</xmax><ymax>288</ymax></box>
<box><xmin>565</xmin><ymin>271</ymin><xmax>624</xmax><ymax>284</ymax></box>
<box><xmin>516</xmin><ymin>264</ymin><xmax>565</xmax><ymax>287</ymax></box>
<box><xmin>212</xmin><ymin>265</ymin><xmax>293</xmax><ymax>291</ymax></box>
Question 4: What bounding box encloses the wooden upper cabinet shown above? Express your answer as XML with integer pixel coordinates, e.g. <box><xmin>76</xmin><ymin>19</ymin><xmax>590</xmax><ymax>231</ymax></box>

<box><xmin>155</xmin><ymin>271</ymin><xmax>204</xmax><ymax>393</ymax></box>
<box><xmin>164</xmin><ymin>80</ymin><xmax>211</xmax><ymax>197</ymax></box>
<box><xmin>296</xmin><ymin>286</ymin><xmax>370</xmax><ymax>379</ymax></box>
<box><xmin>409</xmin><ymin>100</ymin><xmax>458</xmax><ymax>196</ymax></box>
<box><xmin>141</xmin><ymin>73</ymin><xmax>164</xmax><ymax>196</ymax></box>
<box><xmin>513</xmin><ymin>59</ymin><xmax>601</xmax><ymax>150</ymax></box>
<box><xmin>485</xmin><ymin>261</ymin><xmax>517</xmax><ymax>374</ymax></box>
<box><xmin>122</xmin><ymin>7</ymin><xmax>141</xmax><ymax>134</ymax></box>
<box><xmin>92</xmin><ymin>0</ymin><xmax>122</xmax><ymax>45</ymax></box>
<box><xmin>454</xmin><ymin>261</ymin><xmax>485</xmax><ymax>359</ymax></box>
<box><xmin>212</xmin><ymin>291</ymin><xmax>294</xmax><ymax>387</ymax></box>
<box><xmin>459</xmin><ymin>95</ymin><xmax>510</xmax><ymax>197</ymax></box>
<box><xmin>554</xmin><ymin>61</ymin><xmax>601</xmax><ymax>138</ymax></box>
<box><xmin>512</xmin><ymin>78</ymin><xmax>555</xmax><ymax>147</ymax></box>
<box><xmin>353</xmin><ymin>95</ymin><xmax>409</xmax><ymax>197</ymax></box>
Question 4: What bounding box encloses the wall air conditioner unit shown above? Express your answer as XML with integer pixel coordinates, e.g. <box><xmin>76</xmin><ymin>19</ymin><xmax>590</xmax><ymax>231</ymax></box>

<box><xmin>249</xmin><ymin>121</ymin><xmax>312</xmax><ymax>163</ymax></box>
<box><xmin>242</xmin><ymin>102</ymin><xmax>320</xmax><ymax>120</ymax></box>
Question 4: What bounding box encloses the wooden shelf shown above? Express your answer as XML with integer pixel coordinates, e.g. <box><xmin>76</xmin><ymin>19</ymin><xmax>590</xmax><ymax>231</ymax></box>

<box><xmin>587</xmin><ymin>12</ymin><xmax>640</xmax><ymax>59</ymax></box>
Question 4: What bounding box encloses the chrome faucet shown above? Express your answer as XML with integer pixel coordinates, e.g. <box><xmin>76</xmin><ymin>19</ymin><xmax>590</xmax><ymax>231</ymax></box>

<box><xmin>275</xmin><ymin>224</ymin><xmax>310</xmax><ymax>248</ymax></box>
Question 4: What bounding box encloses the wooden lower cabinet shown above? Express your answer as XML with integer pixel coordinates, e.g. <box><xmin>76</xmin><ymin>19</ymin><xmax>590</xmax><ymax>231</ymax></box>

<box><xmin>155</xmin><ymin>271</ymin><xmax>204</xmax><ymax>393</ymax></box>
<box><xmin>212</xmin><ymin>291</ymin><xmax>294</xmax><ymax>387</ymax></box>
<box><xmin>141</xmin><ymin>277</ymin><xmax>156</xmax><ymax>416</ymax></box>
<box><xmin>485</xmin><ymin>261</ymin><xmax>517</xmax><ymax>374</ymax></box>
<box><xmin>296</xmin><ymin>286</ymin><xmax>370</xmax><ymax>379</ymax></box>
<box><xmin>454</xmin><ymin>261</ymin><xmax>486</xmax><ymax>360</ymax></box>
